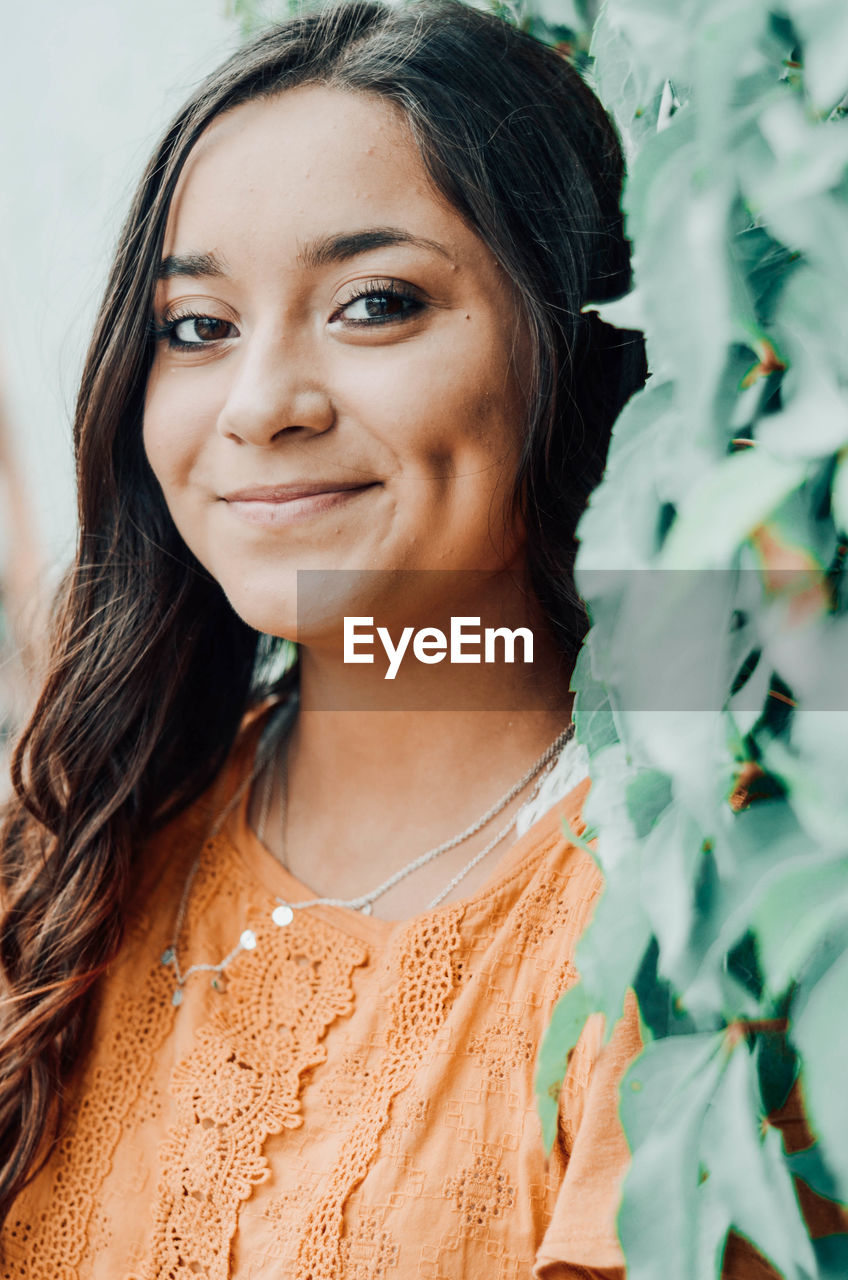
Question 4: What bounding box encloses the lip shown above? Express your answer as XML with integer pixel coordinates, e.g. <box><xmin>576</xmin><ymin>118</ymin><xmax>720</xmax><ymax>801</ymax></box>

<box><xmin>222</xmin><ymin>481</ymin><xmax>376</xmax><ymax>502</ymax></box>
<box><xmin>221</xmin><ymin>480</ymin><xmax>379</xmax><ymax>527</ymax></box>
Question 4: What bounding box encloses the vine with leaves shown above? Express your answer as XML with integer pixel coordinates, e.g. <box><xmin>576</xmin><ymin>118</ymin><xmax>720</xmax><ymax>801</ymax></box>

<box><xmin>533</xmin><ymin>1</ymin><xmax>848</xmax><ymax>1276</ymax></box>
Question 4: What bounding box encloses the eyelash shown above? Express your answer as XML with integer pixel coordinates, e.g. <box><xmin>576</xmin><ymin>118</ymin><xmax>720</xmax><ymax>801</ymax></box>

<box><xmin>150</xmin><ymin>280</ymin><xmax>424</xmax><ymax>350</ymax></box>
<box><xmin>149</xmin><ymin>310</ymin><xmax>236</xmax><ymax>351</ymax></box>
<box><xmin>331</xmin><ymin>279</ymin><xmax>424</xmax><ymax>327</ymax></box>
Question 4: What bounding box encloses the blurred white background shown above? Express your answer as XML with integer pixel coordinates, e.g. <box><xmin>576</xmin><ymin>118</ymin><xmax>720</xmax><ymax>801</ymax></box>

<box><xmin>0</xmin><ymin>0</ymin><xmax>241</xmax><ymax>740</ymax></box>
<box><xmin>0</xmin><ymin>0</ymin><xmax>240</xmax><ymax>575</ymax></box>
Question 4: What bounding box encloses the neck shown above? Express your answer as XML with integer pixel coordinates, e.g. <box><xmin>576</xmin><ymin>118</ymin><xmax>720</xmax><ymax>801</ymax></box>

<box><xmin>251</xmin><ymin>579</ymin><xmax>576</xmax><ymax>919</ymax></box>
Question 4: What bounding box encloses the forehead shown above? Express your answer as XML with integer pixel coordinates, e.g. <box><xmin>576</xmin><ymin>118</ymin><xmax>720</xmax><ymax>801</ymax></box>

<box><xmin>161</xmin><ymin>84</ymin><xmax>465</xmax><ymax>265</ymax></box>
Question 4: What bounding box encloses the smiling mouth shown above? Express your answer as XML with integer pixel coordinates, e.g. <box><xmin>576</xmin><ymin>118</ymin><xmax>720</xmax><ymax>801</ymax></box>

<box><xmin>221</xmin><ymin>481</ymin><xmax>379</xmax><ymax>527</ymax></box>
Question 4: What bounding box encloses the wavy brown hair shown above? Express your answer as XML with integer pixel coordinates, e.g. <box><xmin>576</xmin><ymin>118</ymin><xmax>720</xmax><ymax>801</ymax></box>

<box><xmin>0</xmin><ymin>0</ymin><xmax>645</xmax><ymax>1223</ymax></box>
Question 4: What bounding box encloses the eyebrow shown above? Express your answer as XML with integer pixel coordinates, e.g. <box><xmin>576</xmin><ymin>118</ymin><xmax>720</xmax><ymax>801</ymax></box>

<box><xmin>155</xmin><ymin>229</ymin><xmax>450</xmax><ymax>281</ymax></box>
<box><xmin>156</xmin><ymin>251</ymin><xmax>227</xmax><ymax>281</ymax></box>
<box><xmin>298</xmin><ymin>227</ymin><xmax>452</xmax><ymax>268</ymax></box>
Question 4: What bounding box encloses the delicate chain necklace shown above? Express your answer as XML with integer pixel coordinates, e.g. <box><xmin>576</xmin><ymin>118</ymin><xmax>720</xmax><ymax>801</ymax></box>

<box><xmin>264</xmin><ymin>724</ymin><xmax>572</xmax><ymax>916</ymax></box>
<box><xmin>161</xmin><ymin>706</ymin><xmax>573</xmax><ymax>1006</ymax></box>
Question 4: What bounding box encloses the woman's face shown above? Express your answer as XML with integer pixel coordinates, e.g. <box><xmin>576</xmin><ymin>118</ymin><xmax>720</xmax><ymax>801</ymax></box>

<box><xmin>143</xmin><ymin>85</ymin><xmax>532</xmax><ymax>642</ymax></box>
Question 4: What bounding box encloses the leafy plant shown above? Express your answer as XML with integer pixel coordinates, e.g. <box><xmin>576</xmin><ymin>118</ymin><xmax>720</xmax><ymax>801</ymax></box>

<box><xmin>534</xmin><ymin>1</ymin><xmax>848</xmax><ymax>1274</ymax></box>
<box><xmin>224</xmin><ymin>0</ymin><xmax>301</xmax><ymax>39</ymax></box>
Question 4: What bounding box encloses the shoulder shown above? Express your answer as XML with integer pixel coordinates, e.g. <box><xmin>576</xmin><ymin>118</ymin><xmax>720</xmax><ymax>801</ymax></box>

<box><xmin>452</xmin><ymin>774</ymin><xmax>600</xmax><ymax>1019</ymax></box>
<box><xmin>499</xmin><ymin>774</ymin><xmax>601</xmax><ymax>939</ymax></box>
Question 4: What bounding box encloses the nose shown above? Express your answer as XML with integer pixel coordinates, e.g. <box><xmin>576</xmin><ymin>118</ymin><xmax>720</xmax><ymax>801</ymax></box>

<box><xmin>216</xmin><ymin>329</ymin><xmax>335</xmax><ymax>446</ymax></box>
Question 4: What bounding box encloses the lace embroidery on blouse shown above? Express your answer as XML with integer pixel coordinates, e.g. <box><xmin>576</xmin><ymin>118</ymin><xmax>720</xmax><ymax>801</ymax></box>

<box><xmin>2</xmin><ymin>919</ymin><xmax>178</xmax><ymax>1279</ymax></box>
<box><xmin>129</xmin><ymin>839</ymin><xmax>369</xmax><ymax>1280</ymax></box>
<box><xmin>287</xmin><ymin>905</ymin><xmax>466</xmax><ymax>1279</ymax></box>
<box><xmin>1</xmin><ymin>733</ymin><xmax>600</xmax><ymax>1280</ymax></box>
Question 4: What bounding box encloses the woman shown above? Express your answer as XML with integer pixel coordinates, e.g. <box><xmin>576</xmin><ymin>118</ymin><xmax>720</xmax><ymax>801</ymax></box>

<box><xmin>0</xmin><ymin>2</ymin><xmax>647</xmax><ymax>1276</ymax></box>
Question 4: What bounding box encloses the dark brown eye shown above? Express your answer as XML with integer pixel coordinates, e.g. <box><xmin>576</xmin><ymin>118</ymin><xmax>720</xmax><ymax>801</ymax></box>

<box><xmin>171</xmin><ymin>316</ymin><xmax>236</xmax><ymax>345</ymax></box>
<box><xmin>364</xmin><ymin>294</ymin><xmax>405</xmax><ymax>317</ymax></box>
<box><xmin>338</xmin><ymin>288</ymin><xmax>422</xmax><ymax>325</ymax></box>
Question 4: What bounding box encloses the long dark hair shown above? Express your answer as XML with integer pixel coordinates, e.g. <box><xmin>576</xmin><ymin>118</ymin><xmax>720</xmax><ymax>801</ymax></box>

<box><xmin>0</xmin><ymin>0</ymin><xmax>645</xmax><ymax>1222</ymax></box>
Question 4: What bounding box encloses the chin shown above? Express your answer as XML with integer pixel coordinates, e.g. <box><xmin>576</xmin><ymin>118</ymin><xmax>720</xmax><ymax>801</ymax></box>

<box><xmin>218</xmin><ymin>566</ymin><xmax>383</xmax><ymax>645</ymax></box>
<box><xmin>213</xmin><ymin>567</ymin><xmax>297</xmax><ymax>640</ymax></box>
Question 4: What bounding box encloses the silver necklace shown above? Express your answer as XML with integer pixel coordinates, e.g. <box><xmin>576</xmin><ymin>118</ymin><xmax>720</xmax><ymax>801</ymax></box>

<box><xmin>265</xmin><ymin>725</ymin><xmax>572</xmax><ymax>916</ymax></box>
<box><xmin>162</xmin><ymin>710</ymin><xmax>574</xmax><ymax>1005</ymax></box>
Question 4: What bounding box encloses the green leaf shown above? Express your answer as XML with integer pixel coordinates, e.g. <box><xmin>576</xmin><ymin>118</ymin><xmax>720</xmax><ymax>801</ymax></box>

<box><xmin>785</xmin><ymin>1143</ymin><xmax>842</xmax><ymax>1204</ymax></box>
<box><xmin>757</xmin><ymin>350</ymin><xmax>848</xmax><ymax>458</ymax></box>
<box><xmin>631</xmin><ymin>156</ymin><xmax>738</xmax><ymax>433</ymax></box>
<box><xmin>626</xmin><ymin>769</ymin><xmax>673</xmax><ymax>837</ymax></box>
<box><xmin>576</xmin><ymin>861</ymin><xmax>654</xmax><ymax>1034</ymax></box>
<box><xmin>587</xmin><ymin>569</ymin><xmax>744</xmax><ymax>721</ymax></box>
<box><xmin>590</xmin><ymin>4</ymin><xmax>669</xmax><ymax>137</ymax></box>
<box><xmin>526</xmin><ymin>0</ymin><xmax>584</xmax><ymax>31</ymax></box>
<box><xmin>559</xmin><ymin>813</ymin><xmax>599</xmax><ymax>858</ymax></box>
<box><xmin>574</xmin><ymin>744</ymin><xmax>656</xmax><ymax>1029</ymax></box>
<box><xmin>620</xmin><ymin>1029</ymin><xmax>723</xmax><ymax>1149</ymax></box>
<box><xmin>831</xmin><ymin>450</ymin><xmax>848</xmax><ymax>533</ymax></box>
<box><xmin>617</xmin><ymin>1033</ymin><xmax>728</xmax><ymax>1280</ymax></box>
<box><xmin>535</xmin><ymin>983</ymin><xmax>594</xmax><ymax>1154</ymax></box>
<box><xmin>570</xmin><ymin>643</ymin><xmax>620</xmax><ymax>758</ymax></box>
<box><xmin>679</xmin><ymin>798</ymin><xmax>814</xmax><ymax>1017</ymax></box>
<box><xmin>576</xmin><ymin>381</ymin><xmax>689</xmax><ymax>570</ymax></box>
<box><xmin>701</xmin><ymin>1042</ymin><xmax>816</xmax><ymax>1279</ymax></box>
<box><xmin>633</xmin><ymin>937</ymin><xmax>697</xmax><ymax>1040</ymax></box>
<box><xmin>756</xmin><ymin>1030</ymin><xmax>799</xmax><ymax>1115</ymax></box>
<box><xmin>640</xmin><ymin>803</ymin><xmax>707</xmax><ymax>977</ymax></box>
<box><xmin>660</xmin><ymin>449</ymin><xmax>809</xmax><ymax>569</ymax></box>
<box><xmin>772</xmin><ymin>262</ymin><xmax>848</xmax><ymax>386</ymax></box>
<box><xmin>813</xmin><ymin>1234</ymin><xmax>848</xmax><ymax>1280</ymax></box>
<box><xmin>749</xmin><ymin>96</ymin><xmax>848</xmax><ymax>214</ymax></box>
<box><xmin>752</xmin><ymin>854</ymin><xmax>848</xmax><ymax>997</ymax></box>
<box><xmin>778</xmin><ymin>0</ymin><xmax>848</xmax><ymax>115</ymax></box>
<box><xmin>764</xmin><ymin>706</ymin><xmax>848</xmax><ymax>850</ymax></box>
<box><xmin>793</xmin><ymin>946</ymin><xmax>848</xmax><ymax>1198</ymax></box>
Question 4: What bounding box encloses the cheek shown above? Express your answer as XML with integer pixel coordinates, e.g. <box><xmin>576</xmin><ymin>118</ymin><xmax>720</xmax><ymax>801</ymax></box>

<box><xmin>342</xmin><ymin>322</ymin><xmax>524</xmax><ymax>474</ymax></box>
<box><xmin>142</xmin><ymin>367</ymin><xmax>216</xmax><ymax>489</ymax></box>
<box><xmin>341</xmin><ymin>328</ymin><xmax>526</xmax><ymax>569</ymax></box>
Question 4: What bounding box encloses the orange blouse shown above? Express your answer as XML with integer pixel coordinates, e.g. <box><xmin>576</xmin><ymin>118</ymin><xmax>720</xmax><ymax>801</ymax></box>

<box><xmin>3</xmin><ymin>715</ymin><xmax>642</xmax><ymax>1279</ymax></box>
